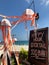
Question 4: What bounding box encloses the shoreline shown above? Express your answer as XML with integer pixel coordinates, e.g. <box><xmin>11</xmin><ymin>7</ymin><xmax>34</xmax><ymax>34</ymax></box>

<box><xmin>13</xmin><ymin>45</ymin><xmax>29</xmax><ymax>51</ymax></box>
<box><xmin>0</xmin><ymin>44</ymin><xmax>29</xmax><ymax>56</ymax></box>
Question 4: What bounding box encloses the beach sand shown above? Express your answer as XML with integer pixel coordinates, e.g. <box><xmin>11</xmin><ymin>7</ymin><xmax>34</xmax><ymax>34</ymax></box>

<box><xmin>0</xmin><ymin>44</ymin><xmax>29</xmax><ymax>56</ymax></box>
<box><xmin>13</xmin><ymin>45</ymin><xmax>28</xmax><ymax>52</ymax></box>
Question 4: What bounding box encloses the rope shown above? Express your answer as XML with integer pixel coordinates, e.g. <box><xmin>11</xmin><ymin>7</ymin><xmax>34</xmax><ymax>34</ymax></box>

<box><xmin>33</xmin><ymin>0</ymin><xmax>36</xmax><ymax>13</ymax></box>
<box><xmin>28</xmin><ymin>0</ymin><xmax>36</xmax><ymax>12</ymax></box>
<box><xmin>28</xmin><ymin>0</ymin><xmax>34</xmax><ymax>8</ymax></box>
<box><xmin>28</xmin><ymin>0</ymin><xmax>38</xmax><ymax>39</ymax></box>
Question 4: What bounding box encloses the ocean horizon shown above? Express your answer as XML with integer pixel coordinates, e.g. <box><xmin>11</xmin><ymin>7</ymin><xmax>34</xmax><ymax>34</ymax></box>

<box><xmin>14</xmin><ymin>40</ymin><xmax>29</xmax><ymax>45</ymax></box>
<box><xmin>0</xmin><ymin>40</ymin><xmax>29</xmax><ymax>45</ymax></box>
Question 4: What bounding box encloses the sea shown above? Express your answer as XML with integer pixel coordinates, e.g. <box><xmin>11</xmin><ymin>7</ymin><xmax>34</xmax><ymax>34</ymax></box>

<box><xmin>14</xmin><ymin>41</ymin><xmax>29</xmax><ymax>45</ymax></box>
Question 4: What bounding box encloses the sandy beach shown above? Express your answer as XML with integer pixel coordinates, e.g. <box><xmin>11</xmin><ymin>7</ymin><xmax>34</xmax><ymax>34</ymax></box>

<box><xmin>0</xmin><ymin>44</ymin><xmax>29</xmax><ymax>56</ymax></box>
<box><xmin>13</xmin><ymin>45</ymin><xmax>29</xmax><ymax>51</ymax></box>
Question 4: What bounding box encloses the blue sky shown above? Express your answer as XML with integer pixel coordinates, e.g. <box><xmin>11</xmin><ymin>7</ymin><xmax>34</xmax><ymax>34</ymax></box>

<box><xmin>0</xmin><ymin>0</ymin><xmax>49</xmax><ymax>41</ymax></box>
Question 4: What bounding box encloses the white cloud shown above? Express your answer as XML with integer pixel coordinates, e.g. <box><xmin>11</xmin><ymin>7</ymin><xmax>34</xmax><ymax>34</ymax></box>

<box><xmin>25</xmin><ymin>0</ymin><xmax>30</xmax><ymax>4</ymax></box>
<box><xmin>46</xmin><ymin>0</ymin><xmax>49</xmax><ymax>6</ymax></box>
<box><xmin>41</xmin><ymin>0</ymin><xmax>49</xmax><ymax>6</ymax></box>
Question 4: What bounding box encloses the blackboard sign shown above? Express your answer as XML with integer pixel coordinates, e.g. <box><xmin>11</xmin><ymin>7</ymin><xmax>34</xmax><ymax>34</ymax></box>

<box><xmin>28</xmin><ymin>27</ymin><xmax>48</xmax><ymax>65</ymax></box>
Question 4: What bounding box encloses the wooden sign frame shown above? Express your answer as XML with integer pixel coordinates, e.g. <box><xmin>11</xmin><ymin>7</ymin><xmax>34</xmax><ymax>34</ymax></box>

<box><xmin>28</xmin><ymin>27</ymin><xmax>49</xmax><ymax>65</ymax></box>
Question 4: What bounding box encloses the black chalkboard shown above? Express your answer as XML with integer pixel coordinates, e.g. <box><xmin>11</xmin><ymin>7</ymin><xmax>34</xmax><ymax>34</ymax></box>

<box><xmin>28</xmin><ymin>27</ymin><xmax>48</xmax><ymax>65</ymax></box>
